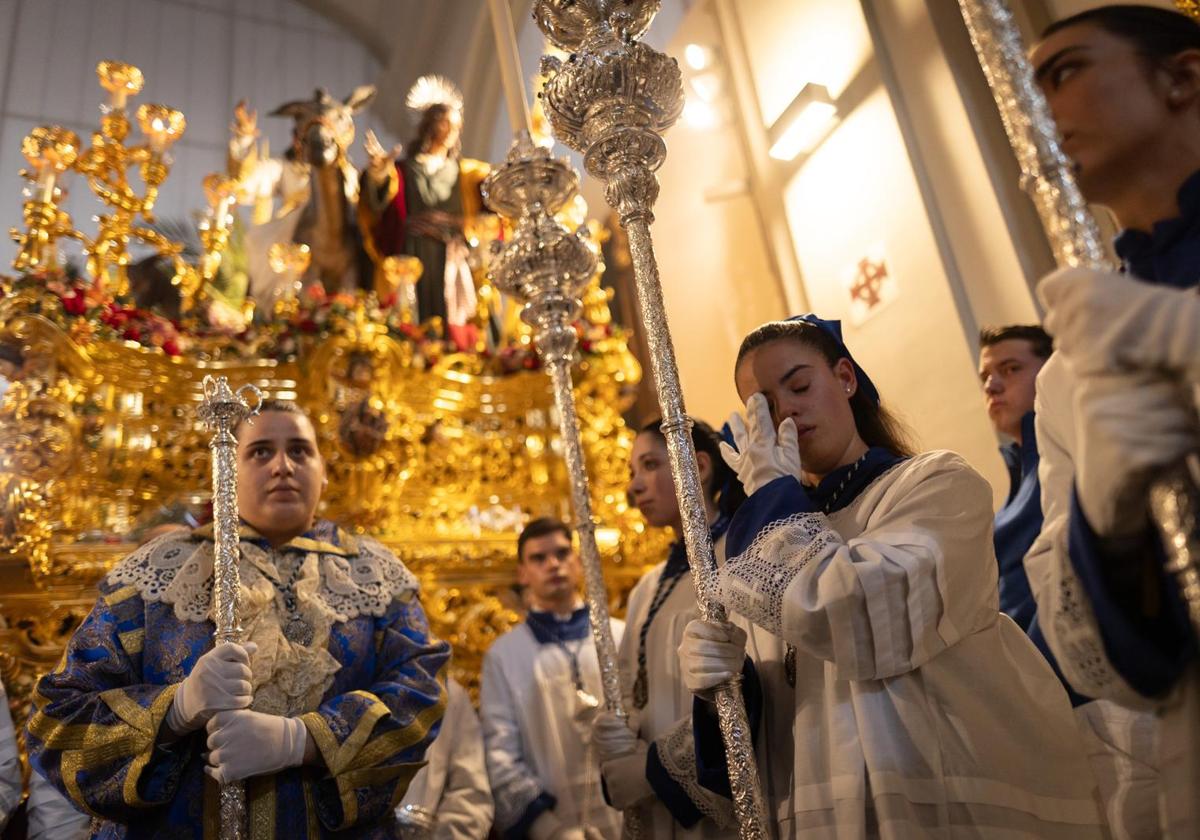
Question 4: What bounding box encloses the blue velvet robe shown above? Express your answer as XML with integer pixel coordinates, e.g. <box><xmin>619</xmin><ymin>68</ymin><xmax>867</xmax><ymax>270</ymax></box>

<box><xmin>26</xmin><ymin>523</ymin><xmax>450</xmax><ymax>839</ymax></box>
<box><xmin>995</xmin><ymin>412</ymin><xmax>1086</xmax><ymax>706</ymax></box>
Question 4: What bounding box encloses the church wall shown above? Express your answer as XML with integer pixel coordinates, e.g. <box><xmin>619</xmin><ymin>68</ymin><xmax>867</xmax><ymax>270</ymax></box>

<box><xmin>0</xmin><ymin>0</ymin><xmax>398</xmax><ymax>270</ymax></box>
<box><xmin>687</xmin><ymin>0</ymin><xmax>1026</xmax><ymax>502</ymax></box>
<box><xmin>633</xmin><ymin>1</ymin><xmax>785</xmax><ymax>428</ymax></box>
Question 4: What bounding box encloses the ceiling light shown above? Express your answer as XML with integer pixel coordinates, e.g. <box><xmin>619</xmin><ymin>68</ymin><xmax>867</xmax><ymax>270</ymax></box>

<box><xmin>689</xmin><ymin>71</ymin><xmax>722</xmax><ymax>103</ymax></box>
<box><xmin>684</xmin><ymin>43</ymin><xmax>712</xmax><ymax>71</ymax></box>
<box><xmin>683</xmin><ymin>99</ymin><xmax>718</xmax><ymax>130</ymax></box>
<box><xmin>767</xmin><ymin>84</ymin><xmax>839</xmax><ymax>162</ymax></box>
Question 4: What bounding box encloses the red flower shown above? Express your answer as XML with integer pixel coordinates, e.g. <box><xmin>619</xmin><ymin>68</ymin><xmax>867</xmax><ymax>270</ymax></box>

<box><xmin>162</xmin><ymin>338</ymin><xmax>181</xmax><ymax>356</ymax></box>
<box><xmin>61</xmin><ymin>292</ymin><xmax>87</xmax><ymax>316</ymax></box>
<box><xmin>299</xmin><ymin>319</ymin><xmax>318</xmax><ymax>333</ymax></box>
<box><xmin>124</xmin><ymin>326</ymin><xmax>141</xmax><ymax>342</ymax></box>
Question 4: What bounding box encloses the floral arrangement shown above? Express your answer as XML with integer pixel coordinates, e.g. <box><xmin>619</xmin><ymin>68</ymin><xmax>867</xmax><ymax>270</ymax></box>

<box><xmin>2</xmin><ymin>270</ymin><xmax>620</xmax><ymax>375</ymax></box>
<box><xmin>8</xmin><ymin>271</ymin><xmax>188</xmax><ymax>356</ymax></box>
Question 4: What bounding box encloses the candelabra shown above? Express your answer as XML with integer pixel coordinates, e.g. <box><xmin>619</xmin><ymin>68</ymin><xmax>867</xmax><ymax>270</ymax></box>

<box><xmin>8</xmin><ymin>60</ymin><xmax>200</xmax><ymax>303</ymax></box>
<box><xmin>199</xmin><ymin>173</ymin><xmax>237</xmax><ymax>282</ymax></box>
<box><xmin>532</xmin><ymin>1</ymin><xmax>769</xmax><ymax>835</ymax></box>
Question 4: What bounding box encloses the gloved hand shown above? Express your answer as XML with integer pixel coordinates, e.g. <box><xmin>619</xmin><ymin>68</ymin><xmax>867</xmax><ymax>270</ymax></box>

<box><xmin>678</xmin><ymin>619</ymin><xmax>747</xmax><ymax>699</ymax></box>
<box><xmin>204</xmin><ymin>709</ymin><xmax>309</xmax><ymax>784</ymax></box>
<box><xmin>720</xmin><ymin>393</ymin><xmax>801</xmax><ymax>496</ymax></box>
<box><xmin>590</xmin><ymin>711</ymin><xmax>639</xmax><ymax>764</ymax></box>
<box><xmin>1040</xmin><ymin>265</ymin><xmax>1200</xmax><ymax>381</ymax></box>
<box><xmin>1073</xmin><ymin>371</ymin><xmax>1198</xmax><ymax>538</ymax></box>
<box><xmin>166</xmin><ymin>641</ymin><xmax>257</xmax><ymax>735</ymax></box>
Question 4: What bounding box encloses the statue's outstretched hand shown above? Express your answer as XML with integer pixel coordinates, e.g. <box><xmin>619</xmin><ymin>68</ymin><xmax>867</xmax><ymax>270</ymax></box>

<box><xmin>364</xmin><ymin>129</ymin><xmax>401</xmax><ymax>179</ymax></box>
<box><xmin>231</xmin><ymin>100</ymin><xmax>258</xmax><ymax>140</ymax></box>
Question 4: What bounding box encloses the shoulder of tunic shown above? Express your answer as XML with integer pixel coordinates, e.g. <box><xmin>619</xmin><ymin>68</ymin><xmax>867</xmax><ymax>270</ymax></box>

<box><xmin>481</xmin><ymin>623</ymin><xmax>537</xmax><ymax>673</ymax></box>
<box><xmin>624</xmin><ymin>561</ymin><xmax>667</xmax><ymax>619</ymax></box>
<box><xmin>846</xmin><ymin>449</ymin><xmax>992</xmax><ymax>521</ymax></box>
<box><xmin>885</xmin><ymin>449</ymin><xmax>987</xmax><ymax>493</ymax></box>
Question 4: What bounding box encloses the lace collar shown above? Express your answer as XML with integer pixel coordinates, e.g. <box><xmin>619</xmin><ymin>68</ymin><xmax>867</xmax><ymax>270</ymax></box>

<box><xmin>108</xmin><ymin>525</ymin><xmax>417</xmax><ymax>626</ymax></box>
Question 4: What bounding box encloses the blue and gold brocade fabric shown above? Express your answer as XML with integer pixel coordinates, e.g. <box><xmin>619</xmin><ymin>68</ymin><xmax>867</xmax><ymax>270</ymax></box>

<box><xmin>26</xmin><ymin>527</ymin><xmax>450</xmax><ymax>839</ymax></box>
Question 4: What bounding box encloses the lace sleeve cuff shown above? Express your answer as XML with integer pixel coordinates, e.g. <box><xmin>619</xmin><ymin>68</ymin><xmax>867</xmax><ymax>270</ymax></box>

<box><xmin>718</xmin><ymin>511</ymin><xmax>840</xmax><ymax>636</ymax></box>
<box><xmin>647</xmin><ymin>717</ymin><xmax>734</xmax><ymax>829</ymax></box>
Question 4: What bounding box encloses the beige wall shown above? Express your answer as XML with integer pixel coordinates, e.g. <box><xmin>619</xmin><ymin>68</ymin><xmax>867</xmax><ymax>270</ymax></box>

<box><xmin>640</xmin><ymin>0</ymin><xmax>1092</xmax><ymax>502</ymax></box>
<box><xmin>647</xmin><ymin>3</ymin><xmax>786</xmax><ymax>428</ymax></box>
<box><xmin>780</xmin><ymin>84</ymin><xmax>1004</xmax><ymax>493</ymax></box>
<box><xmin>641</xmin><ymin>0</ymin><xmax>1169</xmax><ymax>501</ymax></box>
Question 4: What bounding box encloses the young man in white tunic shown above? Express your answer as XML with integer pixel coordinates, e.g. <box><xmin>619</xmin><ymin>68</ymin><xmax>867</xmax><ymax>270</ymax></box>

<box><xmin>679</xmin><ymin>316</ymin><xmax>1105</xmax><ymax>838</ymax></box>
<box><xmin>590</xmin><ymin>419</ymin><xmax>742</xmax><ymax>837</ymax></box>
<box><xmin>395</xmin><ymin>677</ymin><xmax>494</xmax><ymax>838</ymax></box>
<box><xmin>481</xmin><ymin>518</ymin><xmax>625</xmax><ymax>840</ymax></box>
<box><xmin>1023</xmin><ymin>7</ymin><xmax>1200</xmax><ymax>837</ymax></box>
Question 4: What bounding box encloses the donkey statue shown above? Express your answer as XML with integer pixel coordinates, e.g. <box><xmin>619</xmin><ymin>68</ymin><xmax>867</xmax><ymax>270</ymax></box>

<box><xmin>229</xmin><ymin>86</ymin><xmax>377</xmax><ymax>305</ymax></box>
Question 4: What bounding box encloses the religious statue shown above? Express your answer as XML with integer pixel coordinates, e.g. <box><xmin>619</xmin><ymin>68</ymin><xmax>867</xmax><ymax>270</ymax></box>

<box><xmin>359</xmin><ymin>76</ymin><xmax>491</xmax><ymax>350</ymax></box>
<box><xmin>228</xmin><ymin>87</ymin><xmax>376</xmax><ymax>308</ymax></box>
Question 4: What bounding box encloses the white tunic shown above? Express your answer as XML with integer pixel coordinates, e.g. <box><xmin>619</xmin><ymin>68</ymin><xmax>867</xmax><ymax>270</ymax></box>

<box><xmin>618</xmin><ymin>552</ymin><xmax>736</xmax><ymax>838</ymax></box>
<box><xmin>717</xmin><ymin>450</ymin><xmax>1104</xmax><ymax>839</ymax></box>
<box><xmin>1024</xmin><ymin>353</ymin><xmax>1175</xmax><ymax>838</ymax></box>
<box><xmin>482</xmin><ymin>616</ymin><xmax>626</xmax><ymax>838</ymax></box>
<box><xmin>396</xmin><ymin>678</ymin><xmax>494</xmax><ymax>839</ymax></box>
<box><xmin>0</xmin><ymin>681</ymin><xmax>22</xmax><ymax>829</ymax></box>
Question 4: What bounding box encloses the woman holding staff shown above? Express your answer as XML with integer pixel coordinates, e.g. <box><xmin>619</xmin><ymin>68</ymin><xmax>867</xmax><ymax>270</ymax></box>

<box><xmin>678</xmin><ymin>316</ymin><xmax>1104</xmax><ymax>837</ymax></box>
<box><xmin>26</xmin><ymin>399</ymin><xmax>450</xmax><ymax>838</ymax></box>
<box><xmin>591</xmin><ymin>419</ymin><xmax>745</xmax><ymax>837</ymax></box>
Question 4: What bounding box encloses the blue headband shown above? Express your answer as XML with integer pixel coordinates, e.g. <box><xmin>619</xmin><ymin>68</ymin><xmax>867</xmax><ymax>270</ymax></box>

<box><xmin>785</xmin><ymin>314</ymin><xmax>880</xmax><ymax>406</ymax></box>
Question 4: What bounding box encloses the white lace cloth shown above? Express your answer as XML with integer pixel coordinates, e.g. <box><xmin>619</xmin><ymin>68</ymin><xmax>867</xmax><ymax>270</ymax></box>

<box><xmin>717</xmin><ymin>512</ymin><xmax>840</xmax><ymax>637</ymax></box>
<box><xmin>653</xmin><ymin>716</ymin><xmax>733</xmax><ymax>828</ymax></box>
<box><xmin>108</xmin><ymin>532</ymin><xmax>419</xmax><ymax>716</ymax></box>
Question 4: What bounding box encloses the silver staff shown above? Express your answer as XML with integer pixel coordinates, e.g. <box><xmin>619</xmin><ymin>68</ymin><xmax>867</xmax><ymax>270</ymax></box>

<box><xmin>197</xmin><ymin>375</ymin><xmax>262</xmax><ymax>840</ymax></box>
<box><xmin>532</xmin><ymin>1</ymin><xmax>770</xmax><ymax>834</ymax></box>
<box><xmin>958</xmin><ymin>0</ymin><xmax>1200</xmax><ymax>640</ymax></box>
<box><xmin>484</xmin><ymin>132</ymin><xmax>647</xmax><ymax>837</ymax></box>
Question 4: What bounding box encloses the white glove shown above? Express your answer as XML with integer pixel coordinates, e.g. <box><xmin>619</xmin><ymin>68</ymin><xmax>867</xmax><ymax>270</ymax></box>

<box><xmin>166</xmin><ymin>642</ymin><xmax>257</xmax><ymax>735</ymax></box>
<box><xmin>720</xmin><ymin>393</ymin><xmax>801</xmax><ymax>496</ymax></box>
<box><xmin>1040</xmin><ymin>265</ymin><xmax>1200</xmax><ymax>381</ymax></box>
<box><xmin>1074</xmin><ymin>371</ymin><xmax>1198</xmax><ymax>537</ymax></box>
<box><xmin>591</xmin><ymin>711</ymin><xmax>640</xmax><ymax>764</ymax></box>
<box><xmin>204</xmin><ymin>709</ymin><xmax>309</xmax><ymax>784</ymax></box>
<box><xmin>678</xmin><ymin>619</ymin><xmax>747</xmax><ymax>698</ymax></box>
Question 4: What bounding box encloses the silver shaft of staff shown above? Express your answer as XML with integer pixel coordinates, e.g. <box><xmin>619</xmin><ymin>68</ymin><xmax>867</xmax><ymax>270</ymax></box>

<box><xmin>198</xmin><ymin>375</ymin><xmax>262</xmax><ymax>840</ymax></box>
<box><xmin>958</xmin><ymin>0</ymin><xmax>1200</xmax><ymax>642</ymax></box>
<box><xmin>546</xmin><ymin>353</ymin><xmax>625</xmax><ymax>714</ymax></box>
<box><xmin>483</xmin><ymin>134</ymin><xmax>647</xmax><ymax>836</ymax></box>
<box><xmin>529</xmin><ymin>4</ymin><xmax>770</xmax><ymax>832</ymax></box>
<box><xmin>543</xmin><ymin>339</ymin><xmax>650</xmax><ymax>838</ymax></box>
<box><xmin>625</xmin><ymin>218</ymin><xmax>769</xmax><ymax>838</ymax></box>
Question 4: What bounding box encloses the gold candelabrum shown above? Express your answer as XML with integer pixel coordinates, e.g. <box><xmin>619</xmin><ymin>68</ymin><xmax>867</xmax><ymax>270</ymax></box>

<box><xmin>8</xmin><ymin>60</ymin><xmax>232</xmax><ymax>311</ymax></box>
